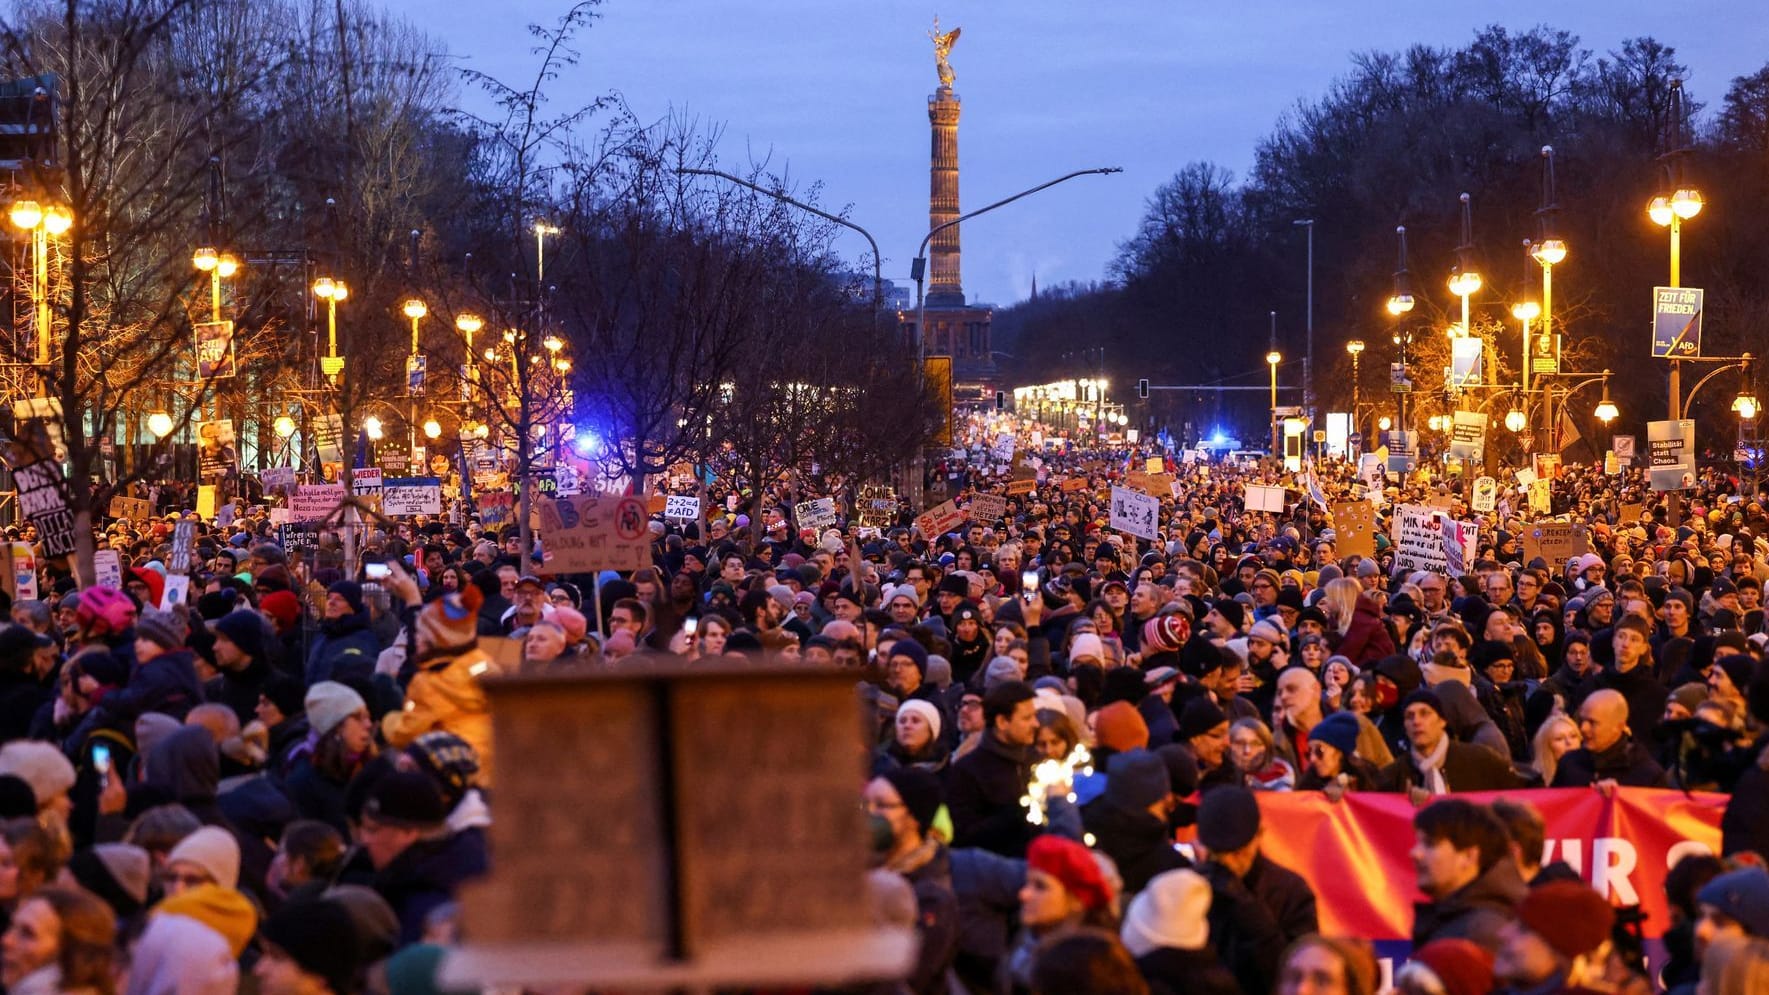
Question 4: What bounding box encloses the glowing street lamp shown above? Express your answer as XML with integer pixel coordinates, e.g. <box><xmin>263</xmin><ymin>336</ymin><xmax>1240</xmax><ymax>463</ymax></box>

<box><xmin>1504</xmin><ymin>408</ymin><xmax>1527</xmax><ymax>433</ymax></box>
<box><xmin>364</xmin><ymin>415</ymin><xmax>384</xmax><ymax>441</ymax></box>
<box><xmin>12</xmin><ymin>198</ymin><xmax>73</xmax><ymax>368</ymax></box>
<box><xmin>1652</xmin><ymin>81</ymin><xmax>1704</xmax><ymax>421</ymax></box>
<box><xmin>1267</xmin><ymin>350</ymin><xmax>1282</xmax><ymax>455</ymax></box>
<box><xmin>312</xmin><ymin>277</ymin><xmax>349</xmax><ymax>382</ymax></box>
<box><xmin>147</xmin><ymin>411</ymin><xmax>174</xmax><ymax>439</ymax></box>
<box><xmin>273</xmin><ymin>415</ymin><xmax>297</xmax><ymax>438</ymax></box>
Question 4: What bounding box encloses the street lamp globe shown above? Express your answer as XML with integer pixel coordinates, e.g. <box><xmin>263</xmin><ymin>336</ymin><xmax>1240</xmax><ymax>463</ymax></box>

<box><xmin>1447</xmin><ymin>270</ymin><xmax>1482</xmax><ymax>297</ymax></box>
<box><xmin>1511</xmin><ymin>301</ymin><xmax>1541</xmax><ymax>322</ymax></box>
<box><xmin>402</xmin><ymin>298</ymin><xmax>428</xmax><ymax>320</ymax></box>
<box><xmin>1266</xmin><ymin>351</ymin><xmax>1281</xmax><ymax>366</ymax></box>
<box><xmin>1671</xmin><ymin>188</ymin><xmax>1704</xmax><ymax>220</ymax></box>
<box><xmin>273</xmin><ymin>415</ymin><xmax>297</xmax><ymax>438</ymax></box>
<box><xmin>423</xmin><ymin>418</ymin><xmax>443</xmax><ymax>439</ymax></box>
<box><xmin>1647</xmin><ymin>196</ymin><xmax>1674</xmax><ymax>227</ymax></box>
<box><xmin>1386</xmin><ymin>295</ymin><xmax>1414</xmax><ymax>315</ymax></box>
<box><xmin>1346</xmin><ymin>340</ymin><xmax>1364</xmax><ymax>356</ymax></box>
<box><xmin>1733</xmin><ymin>393</ymin><xmax>1759</xmax><ymax>421</ymax></box>
<box><xmin>543</xmin><ymin>335</ymin><xmax>563</xmax><ymax>353</ymax></box>
<box><xmin>9</xmin><ymin>200</ymin><xmax>40</xmax><ymax>230</ymax></box>
<box><xmin>1428</xmin><ymin>415</ymin><xmax>1444</xmax><ymax>432</ymax></box>
<box><xmin>482</xmin><ymin>348</ymin><xmax>497</xmax><ymax>362</ymax></box>
<box><xmin>1377</xmin><ymin>416</ymin><xmax>1392</xmax><ymax>431</ymax></box>
<box><xmin>41</xmin><ymin>205</ymin><xmax>71</xmax><ymax>236</ymax></box>
<box><xmin>364</xmin><ymin>416</ymin><xmax>384</xmax><ymax>440</ymax></box>
<box><xmin>216</xmin><ymin>253</ymin><xmax>240</xmax><ymax>278</ymax></box>
<box><xmin>1504</xmin><ymin>408</ymin><xmax>1527</xmax><ymax>432</ymax></box>
<box><xmin>147</xmin><ymin>411</ymin><xmax>174</xmax><ymax>439</ymax></box>
<box><xmin>455</xmin><ymin>313</ymin><xmax>484</xmax><ymax>335</ymax></box>
<box><xmin>192</xmin><ymin>247</ymin><xmax>219</xmax><ymax>272</ymax></box>
<box><xmin>1531</xmin><ymin>239</ymin><xmax>1567</xmax><ymax>265</ymax></box>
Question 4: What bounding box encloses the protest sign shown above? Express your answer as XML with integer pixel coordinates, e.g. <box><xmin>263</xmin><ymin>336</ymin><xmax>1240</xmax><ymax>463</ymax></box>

<box><xmin>1647</xmin><ymin>419</ymin><xmax>1696</xmax><ymax>492</ymax></box>
<box><xmin>967</xmin><ymin>493</ymin><xmax>1008</xmax><ymax>523</ymax></box>
<box><xmin>1442</xmin><ymin>519</ymin><xmax>1477</xmax><ymax>575</ymax></box>
<box><xmin>1470</xmin><ymin>476</ymin><xmax>1497</xmax><ymax>513</ymax></box>
<box><xmin>856</xmin><ymin>488</ymin><xmax>895</xmax><ymax>528</ymax></box>
<box><xmin>1651</xmin><ymin>286</ymin><xmax>1703</xmax><ymax>358</ymax></box>
<box><xmin>1529</xmin><ymin>477</ymin><xmax>1553</xmax><ymax>514</ymax></box>
<box><xmin>1448</xmin><ymin>411</ymin><xmax>1487</xmax><ymax>461</ymax></box>
<box><xmin>1612</xmin><ymin>435</ymin><xmax>1636</xmax><ymax>465</ymax></box>
<box><xmin>536</xmin><ymin>494</ymin><xmax>652</xmax><ymax>572</ymax></box>
<box><xmin>1060</xmin><ymin>476</ymin><xmax>1089</xmax><ymax>493</ymax></box>
<box><xmin>1004</xmin><ymin>478</ymin><xmax>1036</xmax><ymax>496</ymax></box>
<box><xmin>479</xmin><ymin>492</ymin><xmax>515</xmax><ymax>531</ymax></box>
<box><xmin>168</xmin><ymin>520</ymin><xmax>196</xmax><ymax>575</ymax></box>
<box><xmin>1329</xmin><ymin>501</ymin><xmax>1377</xmax><ymax>559</ymax></box>
<box><xmin>7</xmin><ymin>544</ymin><xmax>36</xmax><ymax>602</ymax></box>
<box><xmin>1522</xmin><ymin>521</ymin><xmax>1590</xmax><ymax>568</ymax></box>
<box><xmin>664</xmin><ymin>495</ymin><xmax>701</xmax><ymax>522</ymax></box>
<box><xmin>160</xmin><ymin>573</ymin><xmax>190</xmax><ymax>611</ymax></box>
<box><xmin>794</xmin><ymin>498</ymin><xmax>839</xmax><ymax>532</ymax></box>
<box><xmin>384</xmin><ymin>478</ymin><xmax>444</xmax><ymax>516</ymax></box>
<box><xmin>261</xmin><ymin>467</ymin><xmax>297</xmax><ymax>495</ymax></box>
<box><xmin>913</xmin><ymin>500</ymin><xmax>964</xmax><ymax>539</ymax></box>
<box><xmin>1257</xmin><ymin>788</ymin><xmax>1720</xmax><ymax>975</ymax></box>
<box><xmin>1144</xmin><ymin>456</ymin><xmax>1164</xmax><ymax>473</ymax></box>
<box><xmin>291</xmin><ymin>484</ymin><xmax>347</xmax><ymax>522</ymax></box>
<box><xmin>351</xmin><ymin>466</ymin><xmax>384</xmax><ymax>495</ymax></box>
<box><xmin>1244</xmin><ymin>484</ymin><xmax>1286</xmax><ymax>513</ymax></box>
<box><xmin>1532</xmin><ymin>453</ymin><xmax>1562</xmax><ymax>481</ymax></box>
<box><xmin>196</xmin><ymin>485</ymin><xmax>217</xmax><ymax>520</ymax></box>
<box><xmin>1620</xmin><ymin>502</ymin><xmax>1644</xmax><ymax>524</ymax></box>
<box><xmin>13</xmin><ymin>460</ymin><xmax>76</xmax><ymax>558</ymax></box>
<box><xmin>92</xmin><ymin>549</ymin><xmax>122</xmax><ymax>589</ymax></box>
<box><xmin>991</xmin><ymin>434</ymin><xmax>1016</xmax><ymax>461</ymax></box>
<box><xmin>107</xmin><ymin>496</ymin><xmax>152</xmax><ymax>521</ymax></box>
<box><xmin>1391</xmin><ymin>505</ymin><xmax>1448</xmax><ymax>573</ymax></box>
<box><xmin>1109</xmin><ymin>486</ymin><xmax>1159</xmax><ymax>540</ymax></box>
<box><xmin>197</xmin><ymin>419</ymin><xmax>238</xmax><ymax>482</ymax></box>
<box><xmin>194</xmin><ymin>320</ymin><xmax>236</xmax><ymax>378</ymax></box>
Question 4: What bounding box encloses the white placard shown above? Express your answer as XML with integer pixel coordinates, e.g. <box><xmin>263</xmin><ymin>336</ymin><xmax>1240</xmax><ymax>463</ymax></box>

<box><xmin>160</xmin><ymin>573</ymin><xmax>190</xmax><ymax>611</ymax></box>
<box><xmin>1470</xmin><ymin>476</ymin><xmax>1497</xmax><ymax>513</ymax></box>
<box><xmin>1244</xmin><ymin>484</ymin><xmax>1286</xmax><ymax>513</ymax></box>
<box><xmin>794</xmin><ymin>498</ymin><xmax>839</xmax><ymax>531</ymax></box>
<box><xmin>1109</xmin><ymin>486</ymin><xmax>1159</xmax><ymax>540</ymax></box>
<box><xmin>968</xmin><ymin>493</ymin><xmax>1008</xmax><ymax>523</ymax></box>
<box><xmin>664</xmin><ymin>495</ymin><xmax>701</xmax><ymax>521</ymax></box>
<box><xmin>383</xmin><ymin>478</ymin><xmax>444</xmax><ymax>516</ymax></box>
<box><xmin>92</xmin><ymin>549</ymin><xmax>122</xmax><ymax>590</ymax></box>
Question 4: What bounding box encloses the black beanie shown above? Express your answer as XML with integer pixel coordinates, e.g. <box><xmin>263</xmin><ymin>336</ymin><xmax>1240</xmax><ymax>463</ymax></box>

<box><xmin>1403</xmin><ymin>687</ymin><xmax>1448</xmax><ymax>721</ymax></box>
<box><xmin>67</xmin><ymin>846</ymin><xmax>144</xmax><ymax>918</ymax></box>
<box><xmin>881</xmin><ymin>767</ymin><xmax>943</xmax><ymax>835</ymax></box>
<box><xmin>1178</xmin><ymin>696</ymin><xmax>1227</xmax><ymax>741</ymax></box>
<box><xmin>262</xmin><ymin>897</ymin><xmax>362</xmax><ymax>993</ymax></box>
<box><xmin>327</xmin><ymin>580</ymin><xmax>366</xmax><ymax>614</ymax></box>
<box><xmin>212</xmin><ymin>610</ymin><xmax>267</xmax><ymax>664</ymax></box>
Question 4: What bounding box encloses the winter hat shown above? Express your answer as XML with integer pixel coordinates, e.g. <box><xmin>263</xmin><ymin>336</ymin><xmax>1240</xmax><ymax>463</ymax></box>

<box><xmin>1103</xmin><ymin>749</ymin><xmax>1169</xmax><ymax>811</ymax></box>
<box><xmin>0</xmin><ymin>741</ymin><xmax>75</xmax><ymax>804</ymax></box>
<box><xmin>405</xmin><ymin>731</ymin><xmax>481</xmax><ymax>811</ymax></box>
<box><xmin>362</xmin><ymin>771</ymin><xmax>449</xmax><ymax>829</ymax></box>
<box><xmin>1068</xmin><ymin>632</ymin><xmax>1106</xmax><ymax>663</ymax></box>
<box><xmin>1178</xmin><ymin>635</ymin><xmax>1225</xmax><ymax>678</ymax></box>
<box><xmin>1177</xmin><ymin>696</ymin><xmax>1228</xmax><ymax>742</ymax></box>
<box><xmin>417</xmin><ymin>585</ymin><xmax>483</xmax><ymax>652</ymax></box>
<box><xmin>211</xmin><ymin>610</ymin><xmax>267</xmax><ymax>663</ymax></box>
<box><xmin>1093</xmin><ymin>701</ymin><xmax>1150</xmax><ymax>753</ymax></box>
<box><xmin>1714</xmin><ymin>654</ymin><xmax>1756</xmax><ymax>693</ymax></box>
<box><xmin>1517</xmin><ymin>881</ymin><xmax>1616</xmax><ymax>960</ymax></box>
<box><xmin>154</xmin><ymin>883</ymin><xmax>259</xmax><ymax>958</ymax></box>
<box><xmin>305</xmin><ymin>681</ymin><xmax>367</xmax><ymax>738</ymax></box>
<box><xmin>327</xmin><ymin>580</ymin><xmax>366</xmax><ymax>614</ymax></box>
<box><xmin>259</xmin><ymin>590</ymin><xmax>302</xmax><ymax>631</ymax></box>
<box><xmin>1309</xmin><ymin>711</ymin><xmax>1363</xmax><ymax>759</ymax></box>
<box><xmin>925</xmin><ymin>655</ymin><xmax>953</xmax><ymax>689</ymax></box>
<box><xmin>983</xmin><ymin>656</ymin><xmax>1022</xmax><ymax>691</ymax></box>
<box><xmin>0</xmin><ymin>775</ymin><xmax>35</xmax><ymax>818</ymax></box>
<box><xmin>896</xmin><ymin>699</ymin><xmax>944</xmax><ymax>742</ymax></box>
<box><xmin>880</xmin><ymin>767</ymin><xmax>943</xmax><ymax>835</ymax></box>
<box><xmin>1670</xmin><ymin>682</ymin><xmax>1710</xmax><ymax>715</ymax></box>
<box><xmin>167</xmin><ymin>826</ymin><xmax>241</xmax><ymax>890</ymax></box>
<box><xmin>68</xmin><ymin>842</ymin><xmax>152</xmax><ymax>916</ymax></box>
<box><xmin>1697</xmin><ymin>867</ymin><xmax>1769</xmax><ymax>938</ymax></box>
<box><xmin>1155</xmin><ymin>744</ymin><xmax>1200</xmax><ymax>798</ymax></box>
<box><xmin>1121</xmin><ymin>868</ymin><xmax>1211</xmax><ymax>956</ymax></box>
<box><xmin>1026</xmin><ymin>834</ymin><xmax>1112</xmax><ymax>912</ymax></box>
<box><xmin>135</xmin><ymin>609</ymin><xmax>187</xmax><ymax>651</ymax></box>
<box><xmin>1403</xmin><ymin>687</ymin><xmax>1448</xmax><ymax>722</ymax></box>
<box><xmin>1142</xmin><ymin>614</ymin><xmax>1190</xmax><ymax>654</ymax></box>
<box><xmin>75</xmin><ymin>586</ymin><xmax>136</xmax><ymax>636</ymax></box>
<box><xmin>262</xmin><ymin>897</ymin><xmax>363</xmax><ymax>994</ymax></box>
<box><xmin>1248</xmin><ymin>618</ymin><xmax>1288</xmax><ymax>646</ymax></box>
<box><xmin>888</xmin><ymin>638</ymin><xmax>929</xmax><ymax>676</ymax></box>
<box><xmin>1196</xmin><ymin>785</ymin><xmax>1261</xmax><ymax>852</ymax></box>
<box><xmin>1401</xmin><ymin>939</ymin><xmax>1495</xmax><ymax>995</ymax></box>
<box><xmin>1211</xmin><ymin>599</ymin><xmax>1246</xmax><ymax>630</ymax></box>
<box><xmin>552</xmin><ymin>606</ymin><xmax>589</xmax><ymax>644</ymax></box>
<box><xmin>254</xmin><ymin>564</ymin><xmax>293</xmax><ymax>593</ymax></box>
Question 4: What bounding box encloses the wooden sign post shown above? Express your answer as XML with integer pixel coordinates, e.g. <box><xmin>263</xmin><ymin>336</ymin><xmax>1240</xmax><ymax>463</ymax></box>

<box><xmin>442</xmin><ymin>663</ymin><xmax>914</xmax><ymax>988</ymax></box>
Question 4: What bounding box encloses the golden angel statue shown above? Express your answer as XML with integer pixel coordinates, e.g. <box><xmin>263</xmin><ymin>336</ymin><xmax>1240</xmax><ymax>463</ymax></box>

<box><xmin>930</xmin><ymin>17</ymin><xmax>960</xmax><ymax>87</ymax></box>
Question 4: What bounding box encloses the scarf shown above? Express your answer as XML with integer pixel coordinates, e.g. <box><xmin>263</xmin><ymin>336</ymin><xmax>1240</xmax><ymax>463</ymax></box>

<box><xmin>1412</xmin><ymin>733</ymin><xmax>1451</xmax><ymax>795</ymax></box>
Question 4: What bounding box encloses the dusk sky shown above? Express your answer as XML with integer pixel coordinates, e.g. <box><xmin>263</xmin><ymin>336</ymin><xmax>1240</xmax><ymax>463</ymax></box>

<box><xmin>391</xmin><ymin>0</ymin><xmax>1766</xmax><ymax>307</ymax></box>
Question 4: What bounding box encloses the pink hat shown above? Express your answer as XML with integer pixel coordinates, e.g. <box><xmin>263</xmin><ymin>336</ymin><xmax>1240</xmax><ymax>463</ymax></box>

<box><xmin>552</xmin><ymin>606</ymin><xmax>588</xmax><ymax>643</ymax></box>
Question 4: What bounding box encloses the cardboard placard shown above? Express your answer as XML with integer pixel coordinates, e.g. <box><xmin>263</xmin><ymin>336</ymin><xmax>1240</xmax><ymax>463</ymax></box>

<box><xmin>108</xmin><ymin>496</ymin><xmax>152</xmax><ymax>521</ymax></box>
<box><xmin>478</xmin><ymin>492</ymin><xmax>516</xmax><ymax>531</ymax></box>
<box><xmin>1109</xmin><ymin>486</ymin><xmax>1159</xmax><ymax>540</ymax></box>
<box><xmin>13</xmin><ymin>460</ymin><xmax>76</xmax><ymax>558</ymax></box>
<box><xmin>913</xmin><ymin>500</ymin><xmax>964</xmax><ymax>539</ymax></box>
<box><xmin>1244</xmin><ymin>484</ymin><xmax>1286</xmax><ymax>514</ymax></box>
<box><xmin>1522</xmin><ymin>522</ymin><xmax>1589</xmax><ymax>569</ymax></box>
<box><xmin>261</xmin><ymin>466</ymin><xmax>297</xmax><ymax>494</ymax></box>
<box><xmin>291</xmin><ymin>484</ymin><xmax>347</xmax><ymax>522</ymax></box>
<box><xmin>1060</xmin><ymin>476</ymin><xmax>1089</xmax><ymax>493</ymax></box>
<box><xmin>196</xmin><ymin>485</ymin><xmax>217</xmax><ymax>520</ymax></box>
<box><xmin>384</xmin><ymin>478</ymin><xmax>444</xmax><ymax>517</ymax></box>
<box><xmin>1004</xmin><ymin>478</ymin><xmax>1036</xmax><ymax>497</ymax></box>
<box><xmin>794</xmin><ymin>498</ymin><xmax>839</xmax><ymax>532</ymax></box>
<box><xmin>92</xmin><ymin>549</ymin><xmax>122</xmax><ymax>590</ymax></box>
<box><xmin>536</xmin><ymin>494</ymin><xmax>652</xmax><ymax>572</ymax></box>
<box><xmin>967</xmin><ymin>493</ymin><xmax>1008</xmax><ymax>523</ymax></box>
<box><xmin>1329</xmin><ymin>501</ymin><xmax>1377</xmax><ymax>559</ymax></box>
<box><xmin>1470</xmin><ymin>476</ymin><xmax>1498</xmax><ymax>513</ymax></box>
<box><xmin>1391</xmin><ymin>505</ymin><xmax>1448</xmax><ymax>574</ymax></box>
<box><xmin>160</xmin><ymin>573</ymin><xmax>190</xmax><ymax>610</ymax></box>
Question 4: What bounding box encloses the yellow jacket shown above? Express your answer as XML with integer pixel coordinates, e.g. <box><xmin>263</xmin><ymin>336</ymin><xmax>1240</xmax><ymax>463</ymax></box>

<box><xmin>382</xmin><ymin>645</ymin><xmax>495</xmax><ymax>786</ymax></box>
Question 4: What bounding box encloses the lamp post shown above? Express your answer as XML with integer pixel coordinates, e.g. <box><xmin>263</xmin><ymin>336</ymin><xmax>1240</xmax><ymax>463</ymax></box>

<box><xmin>1267</xmin><ymin>349</ymin><xmax>1282</xmax><ymax>456</ymax></box>
<box><xmin>10</xmin><ymin>199</ymin><xmax>71</xmax><ymax>372</ymax></box>
<box><xmin>1346</xmin><ymin>339</ymin><xmax>1364</xmax><ymax>447</ymax></box>
<box><xmin>402</xmin><ymin>297</ymin><xmax>428</xmax><ymax>461</ymax></box>
<box><xmin>1447</xmin><ymin>192</ymin><xmax>1483</xmax><ymax>347</ymax></box>
<box><xmin>1652</xmin><ymin>80</ymin><xmax>1703</xmax><ymax>423</ymax></box>
<box><xmin>191</xmin><ymin>246</ymin><xmax>241</xmax><ymax>325</ymax></box>
<box><xmin>1511</xmin><ymin>301</ymin><xmax>1540</xmax><ymax>399</ymax></box>
<box><xmin>1387</xmin><ymin>225</ymin><xmax>1416</xmax><ymax>440</ymax></box>
<box><xmin>534</xmin><ymin>222</ymin><xmax>560</xmax><ymax>285</ymax></box>
<box><xmin>312</xmin><ymin>277</ymin><xmax>348</xmax><ymax>383</ymax></box>
<box><xmin>1294</xmin><ymin>218</ymin><xmax>1315</xmax><ymax>430</ymax></box>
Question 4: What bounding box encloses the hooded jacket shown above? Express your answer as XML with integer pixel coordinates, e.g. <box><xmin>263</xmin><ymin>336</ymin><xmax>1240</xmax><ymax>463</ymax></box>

<box><xmin>1412</xmin><ymin>856</ymin><xmax>1528</xmax><ymax>952</ymax></box>
<box><xmin>1332</xmin><ymin>598</ymin><xmax>1396</xmax><ymax>667</ymax></box>
<box><xmin>381</xmin><ymin>644</ymin><xmax>495</xmax><ymax>787</ymax></box>
<box><xmin>373</xmin><ymin>829</ymin><xmax>490</xmax><ymax>945</ymax></box>
<box><xmin>306</xmin><ymin>610</ymin><xmax>382</xmax><ymax>686</ymax></box>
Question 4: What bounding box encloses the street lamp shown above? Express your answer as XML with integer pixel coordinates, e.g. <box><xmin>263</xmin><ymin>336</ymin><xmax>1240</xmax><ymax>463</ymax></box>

<box><xmin>1735</xmin><ymin>392</ymin><xmax>1760</xmax><ymax>421</ymax></box>
<box><xmin>1267</xmin><ymin>350</ymin><xmax>1282</xmax><ymax>455</ymax></box>
<box><xmin>1652</xmin><ymin>81</ymin><xmax>1704</xmax><ymax>421</ymax></box>
<box><xmin>147</xmin><ymin>411</ymin><xmax>174</xmax><ymax>439</ymax></box>
<box><xmin>423</xmin><ymin>418</ymin><xmax>443</xmax><ymax>440</ymax></box>
<box><xmin>1504</xmin><ymin>407</ymin><xmax>1527</xmax><ymax>433</ymax></box>
<box><xmin>364</xmin><ymin>415</ymin><xmax>384</xmax><ymax>441</ymax></box>
<box><xmin>312</xmin><ymin>277</ymin><xmax>349</xmax><ymax>382</ymax></box>
<box><xmin>1347</xmin><ymin>339</ymin><xmax>1364</xmax><ymax>444</ymax></box>
<box><xmin>12</xmin><ymin>198</ymin><xmax>73</xmax><ymax>368</ymax></box>
<box><xmin>273</xmin><ymin>415</ymin><xmax>297</xmax><ymax>438</ymax></box>
<box><xmin>1447</xmin><ymin>194</ymin><xmax>1482</xmax><ymax>344</ymax></box>
<box><xmin>1594</xmin><ymin>378</ymin><xmax>1619</xmax><ymax>424</ymax></box>
<box><xmin>192</xmin><ymin>246</ymin><xmax>242</xmax><ymax>324</ymax></box>
<box><xmin>534</xmin><ymin>221</ymin><xmax>560</xmax><ymax>284</ymax></box>
<box><xmin>1511</xmin><ymin>301</ymin><xmax>1540</xmax><ymax>397</ymax></box>
<box><xmin>1378</xmin><ymin>416</ymin><xmax>1392</xmax><ymax>432</ymax></box>
<box><xmin>1387</xmin><ymin>225</ymin><xmax>1415</xmax><ymax>315</ymax></box>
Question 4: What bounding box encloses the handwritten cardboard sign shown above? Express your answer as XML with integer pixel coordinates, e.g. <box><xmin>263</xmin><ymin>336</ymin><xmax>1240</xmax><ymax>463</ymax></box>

<box><xmin>1522</xmin><ymin>521</ymin><xmax>1589</xmax><ymax>568</ymax></box>
<box><xmin>291</xmin><ymin>484</ymin><xmax>347</xmax><ymax>522</ymax></box>
<box><xmin>1109</xmin><ymin>486</ymin><xmax>1159</xmax><ymax>540</ymax></box>
<box><xmin>537</xmin><ymin>494</ymin><xmax>652</xmax><ymax>572</ymax></box>
<box><xmin>914</xmin><ymin>499</ymin><xmax>964</xmax><ymax>539</ymax></box>
<box><xmin>107</xmin><ymin>496</ymin><xmax>152</xmax><ymax>521</ymax></box>
<box><xmin>14</xmin><ymin>460</ymin><xmax>75</xmax><ymax>558</ymax></box>
<box><xmin>794</xmin><ymin>498</ymin><xmax>839</xmax><ymax>532</ymax></box>
<box><xmin>1329</xmin><ymin>501</ymin><xmax>1377</xmax><ymax>559</ymax></box>
<box><xmin>967</xmin><ymin>493</ymin><xmax>1008</xmax><ymax>523</ymax></box>
<box><xmin>384</xmin><ymin>478</ymin><xmax>444</xmax><ymax>516</ymax></box>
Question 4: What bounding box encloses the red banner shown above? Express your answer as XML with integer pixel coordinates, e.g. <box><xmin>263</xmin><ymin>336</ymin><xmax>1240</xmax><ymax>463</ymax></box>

<box><xmin>1255</xmin><ymin>788</ymin><xmax>1725</xmax><ymax>946</ymax></box>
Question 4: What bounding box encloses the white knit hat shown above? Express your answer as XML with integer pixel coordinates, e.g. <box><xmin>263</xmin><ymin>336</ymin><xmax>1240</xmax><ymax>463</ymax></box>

<box><xmin>1068</xmin><ymin>632</ymin><xmax>1105</xmax><ymax>663</ymax></box>
<box><xmin>304</xmin><ymin>681</ymin><xmax>367</xmax><ymax>738</ymax></box>
<box><xmin>896</xmin><ymin>699</ymin><xmax>942</xmax><ymax>741</ymax></box>
<box><xmin>166</xmin><ymin>826</ymin><xmax>241</xmax><ymax>890</ymax></box>
<box><xmin>0</xmin><ymin>741</ymin><xmax>76</xmax><ymax>806</ymax></box>
<box><xmin>1121</xmin><ymin>868</ymin><xmax>1212</xmax><ymax>956</ymax></box>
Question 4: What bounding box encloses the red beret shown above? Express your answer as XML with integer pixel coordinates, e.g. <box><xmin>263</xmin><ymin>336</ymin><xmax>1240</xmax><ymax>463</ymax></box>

<box><xmin>1027</xmin><ymin>835</ymin><xmax>1112</xmax><ymax>912</ymax></box>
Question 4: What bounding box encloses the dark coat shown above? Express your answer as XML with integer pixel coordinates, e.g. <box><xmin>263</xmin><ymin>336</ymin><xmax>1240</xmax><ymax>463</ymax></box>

<box><xmin>305</xmin><ymin>611</ymin><xmax>381</xmax><ymax>686</ymax></box>
<box><xmin>95</xmin><ymin>648</ymin><xmax>202</xmax><ymax>724</ymax></box>
<box><xmin>1243</xmin><ymin>852</ymin><xmax>1319</xmax><ymax>944</ymax></box>
<box><xmin>944</xmin><ymin>730</ymin><xmax>1035</xmax><ymax>857</ymax></box>
<box><xmin>0</xmin><ymin>670</ymin><xmax>49</xmax><ymax>745</ymax></box>
<box><xmin>285</xmin><ymin>757</ymin><xmax>353</xmax><ymax>836</ymax></box>
<box><xmin>1721</xmin><ymin>737</ymin><xmax>1769</xmax><ymax>858</ymax></box>
<box><xmin>1081</xmin><ymin>799</ymin><xmax>1190</xmax><ymax>899</ymax></box>
<box><xmin>373</xmin><ymin>829</ymin><xmax>490</xmax><ymax>945</ymax></box>
<box><xmin>1551</xmin><ymin>736</ymin><xmax>1667</xmax><ymax>788</ymax></box>
<box><xmin>1382</xmin><ymin>739</ymin><xmax>1522</xmax><ymax>793</ymax></box>
<box><xmin>1135</xmin><ymin>946</ymin><xmax>1240</xmax><ymax>995</ymax></box>
<box><xmin>947</xmin><ymin>846</ymin><xmax>1024</xmax><ymax>977</ymax></box>
<box><xmin>1333</xmin><ymin>599</ymin><xmax>1396</xmax><ymax>666</ymax></box>
<box><xmin>1572</xmin><ymin>664</ymin><xmax>1669</xmax><ymax>747</ymax></box>
<box><xmin>202</xmin><ymin>657</ymin><xmax>273</xmax><ymax>726</ymax></box>
<box><xmin>1412</xmin><ymin>857</ymin><xmax>1527</xmax><ymax>952</ymax></box>
<box><xmin>1203</xmin><ymin>859</ymin><xmax>1286</xmax><ymax>995</ymax></box>
<box><xmin>898</xmin><ymin>843</ymin><xmax>961</xmax><ymax>995</ymax></box>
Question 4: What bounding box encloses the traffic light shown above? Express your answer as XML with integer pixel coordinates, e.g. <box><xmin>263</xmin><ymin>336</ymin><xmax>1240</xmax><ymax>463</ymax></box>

<box><xmin>1137</xmin><ymin>378</ymin><xmax>1149</xmax><ymax>400</ymax></box>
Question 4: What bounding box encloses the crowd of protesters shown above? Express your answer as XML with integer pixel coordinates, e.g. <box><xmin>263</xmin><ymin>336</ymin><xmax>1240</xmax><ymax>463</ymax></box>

<box><xmin>0</xmin><ymin>408</ymin><xmax>1761</xmax><ymax>994</ymax></box>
